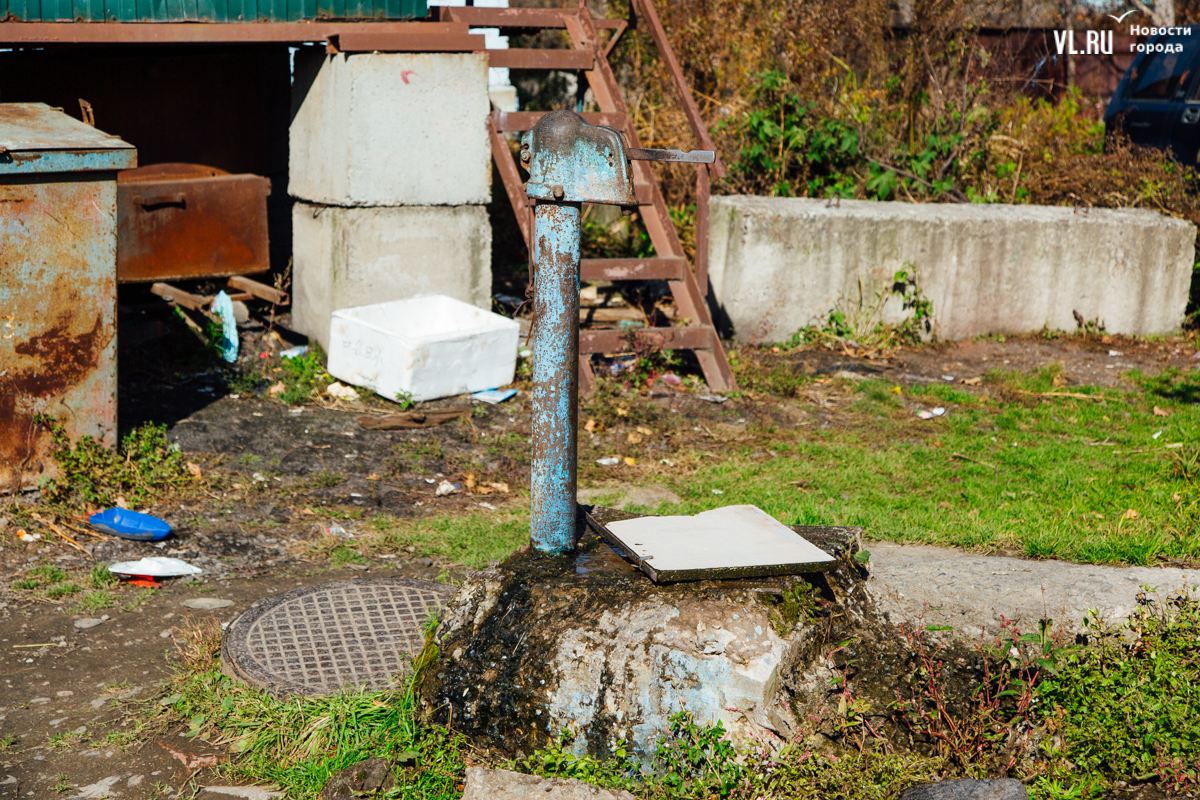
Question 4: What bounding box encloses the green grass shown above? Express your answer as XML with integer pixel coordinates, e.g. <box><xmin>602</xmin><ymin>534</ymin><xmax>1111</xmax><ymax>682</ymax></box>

<box><xmin>45</xmin><ymin>582</ymin><xmax>81</xmax><ymax>599</ymax></box>
<box><xmin>661</xmin><ymin>374</ymin><xmax>1200</xmax><ymax>566</ymax></box>
<box><xmin>122</xmin><ymin>588</ymin><xmax>157</xmax><ymax>611</ymax></box>
<box><xmin>355</xmin><ymin>366</ymin><xmax>1200</xmax><ymax>570</ymax></box>
<box><xmin>88</xmin><ymin>564</ymin><xmax>119</xmax><ymax>589</ymax></box>
<box><xmin>149</xmin><ymin>589</ymin><xmax>1200</xmax><ymax>800</ymax></box>
<box><xmin>28</xmin><ymin>565</ymin><xmax>68</xmax><ymax>583</ymax></box>
<box><xmin>368</xmin><ymin>507</ymin><xmax>530</xmax><ymax>569</ymax></box>
<box><xmin>77</xmin><ymin>590</ymin><xmax>117</xmax><ymax>611</ymax></box>
<box><xmin>149</xmin><ymin>621</ymin><xmax>464</xmax><ymax>799</ymax></box>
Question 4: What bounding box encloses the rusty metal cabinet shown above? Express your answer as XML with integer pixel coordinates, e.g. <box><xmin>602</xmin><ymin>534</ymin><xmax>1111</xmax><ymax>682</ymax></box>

<box><xmin>117</xmin><ymin>163</ymin><xmax>271</xmax><ymax>283</ymax></box>
<box><xmin>0</xmin><ymin>103</ymin><xmax>136</xmax><ymax>492</ymax></box>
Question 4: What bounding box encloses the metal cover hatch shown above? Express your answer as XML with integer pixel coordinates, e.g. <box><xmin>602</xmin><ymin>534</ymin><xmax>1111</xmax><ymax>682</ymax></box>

<box><xmin>0</xmin><ymin>103</ymin><xmax>136</xmax><ymax>174</ymax></box>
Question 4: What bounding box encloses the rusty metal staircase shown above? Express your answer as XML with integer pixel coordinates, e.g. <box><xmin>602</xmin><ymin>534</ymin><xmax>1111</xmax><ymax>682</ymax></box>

<box><xmin>436</xmin><ymin>0</ymin><xmax>736</xmax><ymax>394</ymax></box>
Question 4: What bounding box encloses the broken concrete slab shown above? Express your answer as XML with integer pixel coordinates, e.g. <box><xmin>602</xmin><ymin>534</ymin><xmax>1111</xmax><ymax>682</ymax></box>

<box><xmin>461</xmin><ymin>767</ymin><xmax>638</xmax><ymax>800</ymax></box>
<box><xmin>866</xmin><ymin>541</ymin><xmax>1200</xmax><ymax>639</ymax></box>
<box><xmin>320</xmin><ymin>758</ymin><xmax>394</xmax><ymax>800</ymax></box>
<box><xmin>182</xmin><ymin>598</ymin><xmax>233</xmax><ymax>610</ymax></box>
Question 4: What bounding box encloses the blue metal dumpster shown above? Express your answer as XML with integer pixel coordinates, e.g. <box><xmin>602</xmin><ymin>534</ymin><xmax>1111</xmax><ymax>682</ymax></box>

<box><xmin>0</xmin><ymin>103</ymin><xmax>136</xmax><ymax>492</ymax></box>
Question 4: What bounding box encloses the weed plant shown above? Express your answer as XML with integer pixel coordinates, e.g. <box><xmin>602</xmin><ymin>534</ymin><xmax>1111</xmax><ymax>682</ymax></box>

<box><xmin>38</xmin><ymin>419</ymin><xmax>190</xmax><ymax>507</ymax></box>
<box><xmin>279</xmin><ymin>347</ymin><xmax>332</xmax><ymax>405</ymax></box>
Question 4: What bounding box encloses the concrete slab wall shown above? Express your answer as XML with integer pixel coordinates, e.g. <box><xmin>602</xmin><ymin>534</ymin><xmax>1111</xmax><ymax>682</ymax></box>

<box><xmin>292</xmin><ymin>202</ymin><xmax>492</xmax><ymax>351</ymax></box>
<box><xmin>708</xmin><ymin>196</ymin><xmax>1197</xmax><ymax>343</ymax></box>
<box><xmin>290</xmin><ymin>50</ymin><xmax>491</xmax><ymax>207</ymax></box>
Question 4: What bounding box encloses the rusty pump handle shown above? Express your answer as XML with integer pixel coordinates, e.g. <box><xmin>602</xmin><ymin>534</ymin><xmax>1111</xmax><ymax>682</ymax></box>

<box><xmin>627</xmin><ymin>147</ymin><xmax>715</xmax><ymax>164</ymax></box>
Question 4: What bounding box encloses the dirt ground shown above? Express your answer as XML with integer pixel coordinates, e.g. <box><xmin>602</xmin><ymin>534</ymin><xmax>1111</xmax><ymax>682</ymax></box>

<box><xmin>2</xmin><ymin>311</ymin><xmax>1197</xmax><ymax>799</ymax></box>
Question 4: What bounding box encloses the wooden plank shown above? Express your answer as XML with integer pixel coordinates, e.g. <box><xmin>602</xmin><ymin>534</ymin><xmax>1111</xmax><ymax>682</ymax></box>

<box><xmin>334</xmin><ymin>31</ymin><xmax>483</xmax><ymax>52</ymax></box>
<box><xmin>580</xmin><ymin>257</ymin><xmax>684</xmax><ymax>282</ymax></box>
<box><xmin>487</xmin><ymin>49</ymin><xmax>593</xmax><ymax>70</ymax></box>
<box><xmin>631</xmin><ymin>0</ymin><xmax>726</xmax><ymax>178</ymax></box>
<box><xmin>150</xmin><ymin>282</ymin><xmax>211</xmax><ymax>312</ymax></box>
<box><xmin>581</xmin><ymin>326</ymin><xmax>715</xmax><ymax>355</ymax></box>
<box><xmin>495</xmin><ymin>110</ymin><xmax>627</xmax><ymax>133</ymax></box>
<box><xmin>228</xmin><ymin>276</ymin><xmax>288</xmax><ymax>305</ymax></box>
<box><xmin>488</xmin><ymin>111</ymin><xmax>532</xmax><ymax>250</ymax></box>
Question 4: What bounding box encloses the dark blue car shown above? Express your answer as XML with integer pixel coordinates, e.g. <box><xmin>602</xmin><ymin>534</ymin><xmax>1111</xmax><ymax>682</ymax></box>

<box><xmin>1106</xmin><ymin>26</ymin><xmax>1200</xmax><ymax>164</ymax></box>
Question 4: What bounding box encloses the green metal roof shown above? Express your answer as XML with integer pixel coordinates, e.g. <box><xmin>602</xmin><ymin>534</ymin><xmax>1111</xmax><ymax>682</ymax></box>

<box><xmin>1</xmin><ymin>0</ymin><xmax>426</xmax><ymax>22</ymax></box>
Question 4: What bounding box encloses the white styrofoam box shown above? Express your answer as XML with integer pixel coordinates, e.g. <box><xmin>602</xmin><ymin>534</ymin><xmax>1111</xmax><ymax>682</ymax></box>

<box><xmin>327</xmin><ymin>295</ymin><xmax>520</xmax><ymax>403</ymax></box>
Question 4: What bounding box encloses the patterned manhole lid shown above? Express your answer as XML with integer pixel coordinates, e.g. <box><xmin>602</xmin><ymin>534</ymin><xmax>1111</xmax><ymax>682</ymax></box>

<box><xmin>221</xmin><ymin>578</ymin><xmax>455</xmax><ymax>697</ymax></box>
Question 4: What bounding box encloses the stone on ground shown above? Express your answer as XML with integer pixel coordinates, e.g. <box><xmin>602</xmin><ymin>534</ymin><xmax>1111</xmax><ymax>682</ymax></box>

<box><xmin>321</xmin><ymin>757</ymin><xmax>394</xmax><ymax>800</ymax></box>
<box><xmin>461</xmin><ymin>768</ymin><xmax>638</xmax><ymax>800</ymax></box>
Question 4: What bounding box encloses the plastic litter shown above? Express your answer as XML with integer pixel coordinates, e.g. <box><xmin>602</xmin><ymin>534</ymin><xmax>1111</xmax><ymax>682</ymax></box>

<box><xmin>211</xmin><ymin>291</ymin><xmax>240</xmax><ymax>363</ymax></box>
<box><xmin>698</xmin><ymin>394</ymin><xmax>728</xmax><ymax>404</ymax></box>
<box><xmin>661</xmin><ymin>373</ymin><xmax>681</xmax><ymax>387</ymax></box>
<box><xmin>109</xmin><ymin>557</ymin><xmax>201</xmax><ymax>578</ymax></box>
<box><xmin>596</xmin><ymin>456</ymin><xmax>620</xmax><ymax>466</ymax></box>
<box><xmin>472</xmin><ymin>388</ymin><xmax>517</xmax><ymax>404</ymax></box>
<box><xmin>89</xmin><ymin>508</ymin><xmax>171</xmax><ymax>541</ymax></box>
<box><xmin>280</xmin><ymin>345</ymin><xmax>308</xmax><ymax>360</ymax></box>
<box><xmin>917</xmin><ymin>407</ymin><xmax>946</xmax><ymax>420</ymax></box>
<box><xmin>435</xmin><ymin>481</ymin><xmax>460</xmax><ymax>496</ymax></box>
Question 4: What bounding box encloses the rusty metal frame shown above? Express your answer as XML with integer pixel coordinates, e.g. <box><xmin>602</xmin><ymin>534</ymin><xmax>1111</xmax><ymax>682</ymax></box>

<box><xmin>483</xmin><ymin>2</ymin><xmax>736</xmax><ymax>394</ymax></box>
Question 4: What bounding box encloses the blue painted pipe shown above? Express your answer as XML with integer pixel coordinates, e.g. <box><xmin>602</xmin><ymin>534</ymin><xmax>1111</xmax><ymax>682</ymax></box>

<box><xmin>530</xmin><ymin>202</ymin><xmax>581</xmax><ymax>555</ymax></box>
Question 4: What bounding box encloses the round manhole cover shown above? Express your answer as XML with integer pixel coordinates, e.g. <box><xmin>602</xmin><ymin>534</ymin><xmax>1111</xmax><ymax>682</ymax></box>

<box><xmin>221</xmin><ymin>577</ymin><xmax>455</xmax><ymax>697</ymax></box>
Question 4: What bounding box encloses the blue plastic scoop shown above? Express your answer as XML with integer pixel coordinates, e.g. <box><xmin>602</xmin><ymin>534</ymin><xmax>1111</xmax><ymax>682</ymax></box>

<box><xmin>88</xmin><ymin>508</ymin><xmax>172</xmax><ymax>541</ymax></box>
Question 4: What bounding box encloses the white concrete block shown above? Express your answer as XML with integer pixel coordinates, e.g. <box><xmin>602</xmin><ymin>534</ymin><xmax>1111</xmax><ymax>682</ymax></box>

<box><xmin>708</xmin><ymin>196</ymin><xmax>1197</xmax><ymax>342</ymax></box>
<box><xmin>290</xmin><ymin>50</ymin><xmax>490</xmax><ymax>207</ymax></box>
<box><xmin>292</xmin><ymin>202</ymin><xmax>492</xmax><ymax>352</ymax></box>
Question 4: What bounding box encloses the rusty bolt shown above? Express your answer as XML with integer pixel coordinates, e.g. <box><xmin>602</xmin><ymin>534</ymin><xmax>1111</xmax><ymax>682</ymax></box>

<box><xmin>552</xmin><ymin>185</ymin><xmax>565</xmax><ymax>200</ymax></box>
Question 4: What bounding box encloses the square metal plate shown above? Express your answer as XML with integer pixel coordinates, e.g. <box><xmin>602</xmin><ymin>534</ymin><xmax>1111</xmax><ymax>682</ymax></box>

<box><xmin>602</xmin><ymin>504</ymin><xmax>837</xmax><ymax>583</ymax></box>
